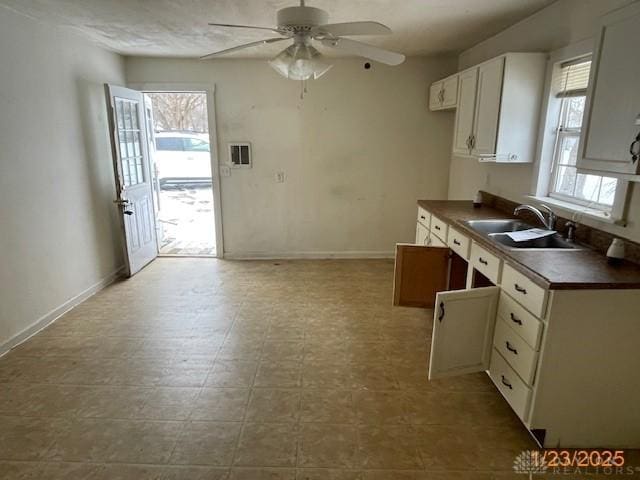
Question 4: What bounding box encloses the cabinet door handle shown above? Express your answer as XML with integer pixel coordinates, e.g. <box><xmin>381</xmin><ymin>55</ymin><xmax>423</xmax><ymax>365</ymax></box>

<box><xmin>510</xmin><ymin>313</ymin><xmax>522</xmax><ymax>326</ymax></box>
<box><xmin>505</xmin><ymin>341</ymin><xmax>518</xmax><ymax>355</ymax></box>
<box><xmin>434</xmin><ymin>225</ymin><xmax>441</xmax><ymax>231</ymax></box>
<box><xmin>630</xmin><ymin>133</ymin><xmax>640</xmax><ymax>163</ymax></box>
<box><xmin>453</xmin><ymin>239</ymin><xmax>461</xmax><ymax>246</ymax></box>
<box><xmin>501</xmin><ymin>375</ymin><xmax>513</xmax><ymax>390</ymax></box>
<box><xmin>466</xmin><ymin>135</ymin><xmax>471</xmax><ymax>149</ymax></box>
<box><xmin>514</xmin><ymin>284</ymin><xmax>527</xmax><ymax>294</ymax></box>
<box><xmin>420</xmin><ymin>215</ymin><xmax>426</xmax><ymax>220</ymax></box>
<box><xmin>438</xmin><ymin>302</ymin><xmax>445</xmax><ymax>322</ymax></box>
<box><xmin>478</xmin><ymin>257</ymin><xmax>488</xmax><ymax>265</ymax></box>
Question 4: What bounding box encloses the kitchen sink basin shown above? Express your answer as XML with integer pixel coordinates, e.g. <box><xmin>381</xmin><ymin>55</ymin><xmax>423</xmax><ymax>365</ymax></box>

<box><xmin>465</xmin><ymin>219</ymin><xmax>534</xmax><ymax>235</ymax></box>
<box><xmin>464</xmin><ymin>219</ymin><xmax>583</xmax><ymax>251</ymax></box>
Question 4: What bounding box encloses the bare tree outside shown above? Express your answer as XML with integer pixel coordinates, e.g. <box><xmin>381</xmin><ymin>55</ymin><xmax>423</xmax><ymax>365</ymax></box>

<box><xmin>148</xmin><ymin>92</ymin><xmax>208</xmax><ymax>133</ymax></box>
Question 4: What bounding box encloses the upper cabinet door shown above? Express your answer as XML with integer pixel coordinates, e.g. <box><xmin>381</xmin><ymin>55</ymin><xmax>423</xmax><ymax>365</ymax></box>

<box><xmin>429</xmin><ymin>81</ymin><xmax>444</xmax><ymax>111</ymax></box>
<box><xmin>472</xmin><ymin>57</ymin><xmax>505</xmax><ymax>156</ymax></box>
<box><xmin>578</xmin><ymin>2</ymin><xmax>640</xmax><ymax>176</ymax></box>
<box><xmin>452</xmin><ymin>68</ymin><xmax>478</xmax><ymax>156</ymax></box>
<box><xmin>393</xmin><ymin>244</ymin><xmax>449</xmax><ymax>308</ymax></box>
<box><xmin>441</xmin><ymin>75</ymin><xmax>459</xmax><ymax>109</ymax></box>
<box><xmin>429</xmin><ymin>286</ymin><xmax>499</xmax><ymax>380</ymax></box>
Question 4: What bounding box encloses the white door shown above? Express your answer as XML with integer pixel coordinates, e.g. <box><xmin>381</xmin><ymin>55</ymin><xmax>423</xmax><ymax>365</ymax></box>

<box><xmin>106</xmin><ymin>85</ymin><xmax>158</xmax><ymax>276</ymax></box>
<box><xmin>429</xmin><ymin>286</ymin><xmax>500</xmax><ymax>379</ymax></box>
<box><xmin>452</xmin><ymin>68</ymin><xmax>478</xmax><ymax>156</ymax></box>
<box><xmin>441</xmin><ymin>75</ymin><xmax>459</xmax><ymax>108</ymax></box>
<box><xmin>429</xmin><ymin>81</ymin><xmax>443</xmax><ymax>110</ymax></box>
<box><xmin>472</xmin><ymin>57</ymin><xmax>504</xmax><ymax>156</ymax></box>
<box><xmin>578</xmin><ymin>2</ymin><xmax>640</xmax><ymax>176</ymax></box>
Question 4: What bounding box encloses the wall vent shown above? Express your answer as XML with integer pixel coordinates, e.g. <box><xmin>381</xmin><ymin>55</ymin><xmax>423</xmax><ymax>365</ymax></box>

<box><xmin>229</xmin><ymin>142</ymin><xmax>252</xmax><ymax>168</ymax></box>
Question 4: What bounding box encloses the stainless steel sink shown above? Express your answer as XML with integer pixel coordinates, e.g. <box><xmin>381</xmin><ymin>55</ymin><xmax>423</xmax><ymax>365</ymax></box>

<box><xmin>464</xmin><ymin>219</ymin><xmax>583</xmax><ymax>251</ymax></box>
<box><xmin>465</xmin><ymin>219</ymin><xmax>533</xmax><ymax>235</ymax></box>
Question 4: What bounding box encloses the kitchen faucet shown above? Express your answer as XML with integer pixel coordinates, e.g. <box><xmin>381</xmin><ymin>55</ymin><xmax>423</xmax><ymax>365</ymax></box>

<box><xmin>514</xmin><ymin>204</ymin><xmax>557</xmax><ymax>230</ymax></box>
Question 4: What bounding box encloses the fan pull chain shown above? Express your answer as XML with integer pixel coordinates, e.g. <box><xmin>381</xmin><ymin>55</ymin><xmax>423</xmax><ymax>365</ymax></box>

<box><xmin>300</xmin><ymin>79</ymin><xmax>308</xmax><ymax>99</ymax></box>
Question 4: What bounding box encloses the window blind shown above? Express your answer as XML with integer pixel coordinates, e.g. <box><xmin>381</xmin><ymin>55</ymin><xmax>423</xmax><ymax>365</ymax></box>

<box><xmin>554</xmin><ymin>57</ymin><xmax>592</xmax><ymax>97</ymax></box>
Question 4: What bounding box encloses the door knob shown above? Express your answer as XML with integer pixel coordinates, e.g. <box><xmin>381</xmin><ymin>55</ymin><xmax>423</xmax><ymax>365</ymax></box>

<box><xmin>123</xmin><ymin>210</ymin><xmax>134</xmax><ymax>216</ymax></box>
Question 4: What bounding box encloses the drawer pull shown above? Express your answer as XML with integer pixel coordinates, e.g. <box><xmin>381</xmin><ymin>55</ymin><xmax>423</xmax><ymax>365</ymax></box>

<box><xmin>510</xmin><ymin>313</ymin><xmax>523</xmax><ymax>326</ymax></box>
<box><xmin>435</xmin><ymin>225</ymin><xmax>441</xmax><ymax>231</ymax></box>
<box><xmin>505</xmin><ymin>341</ymin><xmax>518</xmax><ymax>355</ymax></box>
<box><xmin>420</xmin><ymin>215</ymin><xmax>426</xmax><ymax>220</ymax></box>
<box><xmin>514</xmin><ymin>283</ymin><xmax>527</xmax><ymax>294</ymax></box>
<box><xmin>478</xmin><ymin>257</ymin><xmax>488</xmax><ymax>265</ymax></box>
<box><xmin>438</xmin><ymin>302</ymin><xmax>445</xmax><ymax>322</ymax></box>
<box><xmin>453</xmin><ymin>239</ymin><xmax>461</xmax><ymax>246</ymax></box>
<box><xmin>501</xmin><ymin>375</ymin><xmax>513</xmax><ymax>390</ymax></box>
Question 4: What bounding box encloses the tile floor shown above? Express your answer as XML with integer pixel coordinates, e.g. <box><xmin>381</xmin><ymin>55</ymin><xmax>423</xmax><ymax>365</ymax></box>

<box><xmin>0</xmin><ymin>259</ymin><xmax>637</xmax><ymax>479</ymax></box>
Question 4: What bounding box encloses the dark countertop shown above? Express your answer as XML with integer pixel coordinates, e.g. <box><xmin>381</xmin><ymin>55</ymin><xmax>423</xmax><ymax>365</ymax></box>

<box><xmin>418</xmin><ymin>200</ymin><xmax>640</xmax><ymax>290</ymax></box>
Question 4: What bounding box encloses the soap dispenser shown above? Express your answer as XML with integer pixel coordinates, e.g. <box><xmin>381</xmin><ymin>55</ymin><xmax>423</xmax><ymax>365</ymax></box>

<box><xmin>606</xmin><ymin>238</ymin><xmax>625</xmax><ymax>265</ymax></box>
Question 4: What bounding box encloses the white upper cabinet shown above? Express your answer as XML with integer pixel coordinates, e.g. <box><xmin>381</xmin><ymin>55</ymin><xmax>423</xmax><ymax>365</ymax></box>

<box><xmin>578</xmin><ymin>2</ymin><xmax>640</xmax><ymax>177</ymax></box>
<box><xmin>472</xmin><ymin>57</ymin><xmax>505</xmax><ymax>156</ymax></box>
<box><xmin>429</xmin><ymin>74</ymin><xmax>459</xmax><ymax>111</ymax></box>
<box><xmin>451</xmin><ymin>53</ymin><xmax>547</xmax><ymax>163</ymax></box>
<box><xmin>452</xmin><ymin>68</ymin><xmax>478</xmax><ymax>155</ymax></box>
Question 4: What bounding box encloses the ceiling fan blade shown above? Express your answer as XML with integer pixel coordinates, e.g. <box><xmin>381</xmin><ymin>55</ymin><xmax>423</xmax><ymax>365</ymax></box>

<box><xmin>200</xmin><ymin>38</ymin><xmax>289</xmax><ymax>60</ymax></box>
<box><xmin>312</xmin><ymin>21</ymin><xmax>392</xmax><ymax>37</ymax></box>
<box><xmin>208</xmin><ymin>23</ymin><xmax>286</xmax><ymax>36</ymax></box>
<box><xmin>320</xmin><ymin>37</ymin><xmax>405</xmax><ymax>66</ymax></box>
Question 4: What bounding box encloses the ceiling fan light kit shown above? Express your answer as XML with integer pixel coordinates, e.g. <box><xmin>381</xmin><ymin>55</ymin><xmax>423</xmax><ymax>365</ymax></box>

<box><xmin>269</xmin><ymin>41</ymin><xmax>332</xmax><ymax>81</ymax></box>
<box><xmin>202</xmin><ymin>0</ymin><xmax>405</xmax><ymax>85</ymax></box>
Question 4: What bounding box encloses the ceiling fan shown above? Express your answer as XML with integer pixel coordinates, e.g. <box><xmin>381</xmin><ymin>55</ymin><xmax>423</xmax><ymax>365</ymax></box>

<box><xmin>200</xmin><ymin>0</ymin><xmax>406</xmax><ymax>81</ymax></box>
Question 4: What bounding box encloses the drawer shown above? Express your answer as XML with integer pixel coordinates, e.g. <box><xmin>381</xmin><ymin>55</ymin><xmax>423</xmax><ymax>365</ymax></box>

<box><xmin>489</xmin><ymin>348</ymin><xmax>532</xmax><ymax>421</ymax></box>
<box><xmin>493</xmin><ymin>319</ymin><xmax>538</xmax><ymax>385</ymax></box>
<box><xmin>470</xmin><ymin>242</ymin><xmax>502</xmax><ymax>284</ymax></box>
<box><xmin>502</xmin><ymin>264</ymin><xmax>548</xmax><ymax>318</ymax></box>
<box><xmin>417</xmin><ymin>207</ymin><xmax>430</xmax><ymax>228</ymax></box>
<box><xmin>430</xmin><ymin>215</ymin><xmax>448</xmax><ymax>243</ymax></box>
<box><xmin>447</xmin><ymin>227</ymin><xmax>470</xmax><ymax>259</ymax></box>
<box><xmin>497</xmin><ymin>291</ymin><xmax>543</xmax><ymax>350</ymax></box>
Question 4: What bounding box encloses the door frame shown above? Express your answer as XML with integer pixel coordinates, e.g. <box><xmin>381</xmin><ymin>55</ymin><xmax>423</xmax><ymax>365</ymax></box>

<box><xmin>128</xmin><ymin>82</ymin><xmax>224</xmax><ymax>258</ymax></box>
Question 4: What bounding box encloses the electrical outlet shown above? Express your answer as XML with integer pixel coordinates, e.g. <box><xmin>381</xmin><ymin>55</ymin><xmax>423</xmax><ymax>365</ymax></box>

<box><xmin>219</xmin><ymin>165</ymin><xmax>231</xmax><ymax>177</ymax></box>
<box><xmin>275</xmin><ymin>171</ymin><xmax>285</xmax><ymax>183</ymax></box>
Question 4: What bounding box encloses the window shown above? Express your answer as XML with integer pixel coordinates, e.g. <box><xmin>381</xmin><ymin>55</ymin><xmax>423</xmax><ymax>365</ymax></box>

<box><xmin>549</xmin><ymin>58</ymin><xmax>618</xmax><ymax>209</ymax></box>
<box><xmin>115</xmin><ymin>98</ymin><xmax>145</xmax><ymax>186</ymax></box>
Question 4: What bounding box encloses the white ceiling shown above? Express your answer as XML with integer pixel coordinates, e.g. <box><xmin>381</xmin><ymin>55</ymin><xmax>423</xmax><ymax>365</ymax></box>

<box><xmin>0</xmin><ymin>0</ymin><xmax>556</xmax><ymax>58</ymax></box>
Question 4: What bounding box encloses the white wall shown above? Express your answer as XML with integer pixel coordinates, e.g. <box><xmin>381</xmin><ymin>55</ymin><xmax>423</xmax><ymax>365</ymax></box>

<box><xmin>0</xmin><ymin>7</ymin><xmax>126</xmax><ymax>350</ymax></box>
<box><xmin>126</xmin><ymin>56</ymin><xmax>456</xmax><ymax>258</ymax></box>
<box><xmin>447</xmin><ymin>0</ymin><xmax>640</xmax><ymax>243</ymax></box>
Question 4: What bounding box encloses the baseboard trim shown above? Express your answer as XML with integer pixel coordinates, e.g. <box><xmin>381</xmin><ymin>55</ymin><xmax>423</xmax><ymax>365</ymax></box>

<box><xmin>0</xmin><ymin>266</ymin><xmax>125</xmax><ymax>358</ymax></box>
<box><xmin>223</xmin><ymin>251</ymin><xmax>395</xmax><ymax>260</ymax></box>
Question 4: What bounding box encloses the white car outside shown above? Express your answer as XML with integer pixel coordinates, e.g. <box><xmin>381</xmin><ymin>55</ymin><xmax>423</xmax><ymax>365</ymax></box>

<box><xmin>154</xmin><ymin>132</ymin><xmax>212</xmax><ymax>186</ymax></box>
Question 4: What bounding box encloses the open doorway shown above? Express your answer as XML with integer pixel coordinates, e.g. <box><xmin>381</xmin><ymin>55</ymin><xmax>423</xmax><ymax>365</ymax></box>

<box><xmin>144</xmin><ymin>91</ymin><xmax>217</xmax><ymax>256</ymax></box>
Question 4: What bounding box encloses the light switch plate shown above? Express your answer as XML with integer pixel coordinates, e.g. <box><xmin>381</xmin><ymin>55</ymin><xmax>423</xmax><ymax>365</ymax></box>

<box><xmin>275</xmin><ymin>171</ymin><xmax>285</xmax><ymax>183</ymax></box>
<box><xmin>219</xmin><ymin>165</ymin><xmax>231</xmax><ymax>177</ymax></box>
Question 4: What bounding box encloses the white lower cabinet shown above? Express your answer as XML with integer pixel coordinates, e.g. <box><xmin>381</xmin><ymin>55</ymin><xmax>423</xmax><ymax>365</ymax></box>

<box><xmin>493</xmin><ymin>319</ymin><xmax>538</xmax><ymax>385</ymax></box>
<box><xmin>415</xmin><ymin>222</ymin><xmax>430</xmax><ymax>246</ymax></box>
<box><xmin>400</xmin><ymin>206</ymin><xmax>640</xmax><ymax>447</ymax></box>
<box><xmin>489</xmin><ymin>348</ymin><xmax>532</xmax><ymax>420</ymax></box>
<box><xmin>429</xmin><ymin>286</ymin><xmax>499</xmax><ymax>379</ymax></box>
